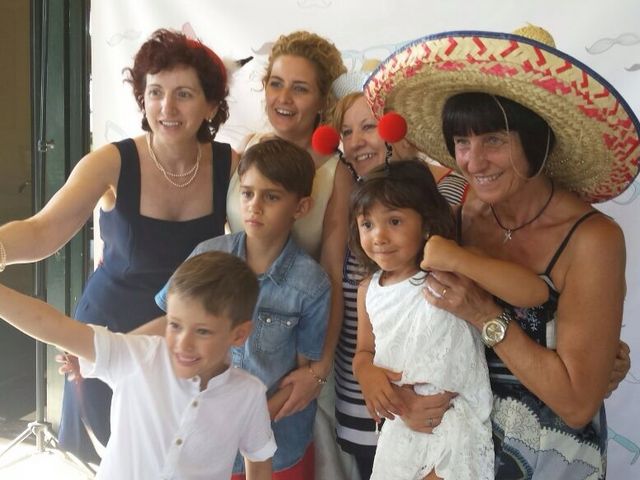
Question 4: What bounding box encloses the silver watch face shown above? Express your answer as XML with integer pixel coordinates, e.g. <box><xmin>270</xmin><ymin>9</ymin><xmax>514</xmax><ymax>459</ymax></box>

<box><xmin>486</xmin><ymin>321</ymin><xmax>506</xmax><ymax>342</ymax></box>
<box><xmin>483</xmin><ymin>319</ymin><xmax>507</xmax><ymax>346</ymax></box>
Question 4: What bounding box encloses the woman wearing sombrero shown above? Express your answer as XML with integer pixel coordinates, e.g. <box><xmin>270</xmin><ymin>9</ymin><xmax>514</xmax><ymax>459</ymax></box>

<box><xmin>364</xmin><ymin>25</ymin><xmax>637</xmax><ymax>479</ymax></box>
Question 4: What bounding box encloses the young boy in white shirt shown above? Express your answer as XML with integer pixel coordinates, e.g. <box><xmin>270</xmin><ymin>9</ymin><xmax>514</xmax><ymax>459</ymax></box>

<box><xmin>0</xmin><ymin>251</ymin><xmax>276</xmax><ymax>480</ymax></box>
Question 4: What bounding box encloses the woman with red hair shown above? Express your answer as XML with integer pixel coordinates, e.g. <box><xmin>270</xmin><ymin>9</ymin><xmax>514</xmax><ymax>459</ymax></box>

<box><xmin>0</xmin><ymin>28</ymin><xmax>234</xmax><ymax>463</ymax></box>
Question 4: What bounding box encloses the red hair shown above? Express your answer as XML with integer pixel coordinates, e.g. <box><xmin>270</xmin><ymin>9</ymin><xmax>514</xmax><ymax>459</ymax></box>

<box><xmin>123</xmin><ymin>29</ymin><xmax>229</xmax><ymax>141</ymax></box>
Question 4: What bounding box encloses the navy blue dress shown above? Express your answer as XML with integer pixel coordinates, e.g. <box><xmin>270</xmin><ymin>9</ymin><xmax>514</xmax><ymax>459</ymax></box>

<box><xmin>58</xmin><ymin>138</ymin><xmax>231</xmax><ymax>463</ymax></box>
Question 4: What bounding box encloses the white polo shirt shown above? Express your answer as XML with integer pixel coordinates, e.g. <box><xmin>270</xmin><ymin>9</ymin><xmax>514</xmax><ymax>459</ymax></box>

<box><xmin>79</xmin><ymin>325</ymin><xmax>276</xmax><ymax>480</ymax></box>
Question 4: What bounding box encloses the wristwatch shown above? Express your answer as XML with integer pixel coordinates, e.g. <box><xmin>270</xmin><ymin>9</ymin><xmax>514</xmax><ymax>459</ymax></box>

<box><xmin>481</xmin><ymin>310</ymin><xmax>512</xmax><ymax>348</ymax></box>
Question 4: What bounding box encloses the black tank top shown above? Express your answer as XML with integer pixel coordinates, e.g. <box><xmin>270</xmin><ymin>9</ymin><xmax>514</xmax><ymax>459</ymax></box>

<box><xmin>73</xmin><ymin>138</ymin><xmax>231</xmax><ymax>332</ymax></box>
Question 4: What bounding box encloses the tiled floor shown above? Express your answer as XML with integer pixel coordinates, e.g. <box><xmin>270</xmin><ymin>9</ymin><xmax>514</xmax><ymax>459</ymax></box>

<box><xmin>0</xmin><ymin>418</ymin><xmax>96</xmax><ymax>479</ymax></box>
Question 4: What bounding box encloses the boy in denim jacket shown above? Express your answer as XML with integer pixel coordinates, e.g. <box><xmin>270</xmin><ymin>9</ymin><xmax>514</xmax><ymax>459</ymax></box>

<box><xmin>156</xmin><ymin>138</ymin><xmax>331</xmax><ymax>478</ymax></box>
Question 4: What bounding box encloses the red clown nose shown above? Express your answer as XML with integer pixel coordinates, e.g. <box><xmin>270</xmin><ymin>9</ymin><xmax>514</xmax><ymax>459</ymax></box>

<box><xmin>311</xmin><ymin>125</ymin><xmax>340</xmax><ymax>155</ymax></box>
<box><xmin>377</xmin><ymin>112</ymin><xmax>407</xmax><ymax>143</ymax></box>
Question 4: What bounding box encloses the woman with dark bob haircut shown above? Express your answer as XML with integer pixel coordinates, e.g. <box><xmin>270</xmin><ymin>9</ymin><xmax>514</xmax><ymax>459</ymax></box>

<box><xmin>0</xmin><ymin>28</ymin><xmax>235</xmax><ymax>463</ymax></box>
<box><xmin>366</xmin><ymin>24</ymin><xmax>634</xmax><ymax>479</ymax></box>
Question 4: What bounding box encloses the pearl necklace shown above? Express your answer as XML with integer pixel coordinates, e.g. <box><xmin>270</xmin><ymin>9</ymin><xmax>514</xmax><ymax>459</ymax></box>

<box><xmin>146</xmin><ymin>133</ymin><xmax>201</xmax><ymax>188</ymax></box>
<box><xmin>490</xmin><ymin>181</ymin><xmax>555</xmax><ymax>243</ymax></box>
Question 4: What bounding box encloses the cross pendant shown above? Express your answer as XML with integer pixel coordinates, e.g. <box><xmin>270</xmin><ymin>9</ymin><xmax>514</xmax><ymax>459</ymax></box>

<box><xmin>503</xmin><ymin>230</ymin><xmax>513</xmax><ymax>243</ymax></box>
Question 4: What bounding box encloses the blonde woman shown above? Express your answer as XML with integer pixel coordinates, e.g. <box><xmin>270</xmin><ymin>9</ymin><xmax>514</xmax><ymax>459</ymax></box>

<box><xmin>226</xmin><ymin>31</ymin><xmax>351</xmax><ymax>479</ymax></box>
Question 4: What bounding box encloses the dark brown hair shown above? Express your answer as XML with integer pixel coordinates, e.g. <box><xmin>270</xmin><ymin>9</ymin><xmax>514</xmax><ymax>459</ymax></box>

<box><xmin>349</xmin><ymin>160</ymin><xmax>455</xmax><ymax>278</ymax></box>
<box><xmin>123</xmin><ymin>28</ymin><xmax>229</xmax><ymax>142</ymax></box>
<box><xmin>167</xmin><ymin>251</ymin><xmax>258</xmax><ymax>326</ymax></box>
<box><xmin>442</xmin><ymin>92</ymin><xmax>555</xmax><ymax>176</ymax></box>
<box><xmin>238</xmin><ymin>137</ymin><xmax>315</xmax><ymax>198</ymax></box>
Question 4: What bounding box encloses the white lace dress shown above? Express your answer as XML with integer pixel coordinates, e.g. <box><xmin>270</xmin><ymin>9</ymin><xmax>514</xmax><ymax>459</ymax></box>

<box><xmin>366</xmin><ymin>271</ymin><xmax>493</xmax><ymax>480</ymax></box>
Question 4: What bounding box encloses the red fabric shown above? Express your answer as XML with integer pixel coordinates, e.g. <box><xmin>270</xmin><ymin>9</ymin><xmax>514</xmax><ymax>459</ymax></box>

<box><xmin>232</xmin><ymin>442</ymin><xmax>315</xmax><ymax>480</ymax></box>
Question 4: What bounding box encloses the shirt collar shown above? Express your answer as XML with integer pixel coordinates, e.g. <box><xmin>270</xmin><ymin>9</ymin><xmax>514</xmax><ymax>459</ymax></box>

<box><xmin>187</xmin><ymin>364</ymin><xmax>233</xmax><ymax>394</ymax></box>
<box><xmin>263</xmin><ymin>235</ymin><xmax>298</xmax><ymax>286</ymax></box>
<box><xmin>235</xmin><ymin>232</ymin><xmax>298</xmax><ymax>287</ymax></box>
<box><xmin>234</xmin><ymin>232</ymin><xmax>248</xmax><ymax>261</ymax></box>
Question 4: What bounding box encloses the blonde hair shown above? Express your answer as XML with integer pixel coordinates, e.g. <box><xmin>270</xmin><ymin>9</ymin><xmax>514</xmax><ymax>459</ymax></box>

<box><xmin>264</xmin><ymin>31</ymin><xmax>346</xmax><ymax>122</ymax></box>
<box><xmin>329</xmin><ymin>91</ymin><xmax>364</xmax><ymax>131</ymax></box>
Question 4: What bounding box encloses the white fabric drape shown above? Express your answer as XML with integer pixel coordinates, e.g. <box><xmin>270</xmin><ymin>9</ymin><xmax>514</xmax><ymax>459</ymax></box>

<box><xmin>91</xmin><ymin>2</ymin><xmax>640</xmax><ymax>478</ymax></box>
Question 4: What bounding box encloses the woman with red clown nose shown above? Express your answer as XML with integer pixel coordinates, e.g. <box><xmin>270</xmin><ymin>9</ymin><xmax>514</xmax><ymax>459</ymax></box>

<box><xmin>313</xmin><ymin>95</ymin><xmax>468</xmax><ymax>479</ymax></box>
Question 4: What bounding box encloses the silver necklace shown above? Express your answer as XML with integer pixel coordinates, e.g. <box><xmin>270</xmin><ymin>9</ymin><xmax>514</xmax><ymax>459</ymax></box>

<box><xmin>146</xmin><ymin>133</ymin><xmax>201</xmax><ymax>188</ymax></box>
<box><xmin>490</xmin><ymin>181</ymin><xmax>555</xmax><ymax>243</ymax></box>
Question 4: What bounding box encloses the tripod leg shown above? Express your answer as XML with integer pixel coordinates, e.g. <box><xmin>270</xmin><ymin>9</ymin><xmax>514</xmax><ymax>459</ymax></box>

<box><xmin>0</xmin><ymin>421</ymin><xmax>97</xmax><ymax>476</ymax></box>
<box><xmin>0</xmin><ymin>426</ymin><xmax>35</xmax><ymax>461</ymax></box>
<box><xmin>42</xmin><ymin>427</ymin><xmax>97</xmax><ymax>476</ymax></box>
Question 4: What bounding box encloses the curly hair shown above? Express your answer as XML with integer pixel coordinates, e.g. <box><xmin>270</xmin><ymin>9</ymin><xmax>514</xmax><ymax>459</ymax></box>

<box><xmin>263</xmin><ymin>31</ymin><xmax>346</xmax><ymax>122</ymax></box>
<box><xmin>123</xmin><ymin>28</ymin><xmax>229</xmax><ymax>142</ymax></box>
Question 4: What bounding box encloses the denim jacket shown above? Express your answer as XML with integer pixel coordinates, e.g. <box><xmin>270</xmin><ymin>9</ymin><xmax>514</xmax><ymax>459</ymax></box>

<box><xmin>155</xmin><ymin>231</ymin><xmax>331</xmax><ymax>471</ymax></box>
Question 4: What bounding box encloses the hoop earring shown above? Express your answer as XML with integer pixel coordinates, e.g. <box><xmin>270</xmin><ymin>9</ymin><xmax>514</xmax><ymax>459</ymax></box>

<box><xmin>207</xmin><ymin>117</ymin><xmax>214</xmax><ymax>137</ymax></box>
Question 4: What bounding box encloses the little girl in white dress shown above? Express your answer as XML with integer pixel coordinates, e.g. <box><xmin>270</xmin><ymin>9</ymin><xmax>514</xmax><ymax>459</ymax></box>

<box><xmin>351</xmin><ymin>160</ymin><xmax>548</xmax><ymax>480</ymax></box>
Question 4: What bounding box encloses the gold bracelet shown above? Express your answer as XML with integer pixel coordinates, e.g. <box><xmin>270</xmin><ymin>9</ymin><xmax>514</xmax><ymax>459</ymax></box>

<box><xmin>308</xmin><ymin>366</ymin><xmax>327</xmax><ymax>385</ymax></box>
<box><xmin>0</xmin><ymin>240</ymin><xmax>6</xmax><ymax>273</ymax></box>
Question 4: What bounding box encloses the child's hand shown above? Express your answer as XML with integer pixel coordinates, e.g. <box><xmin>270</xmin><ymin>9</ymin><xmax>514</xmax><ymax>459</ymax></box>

<box><xmin>421</xmin><ymin>235</ymin><xmax>463</xmax><ymax>273</ymax></box>
<box><xmin>55</xmin><ymin>351</ymin><xmax>83</xmax><ymax>382</ymax></box>
<box><xmin>358</xmin><ymin>364</ymin><xmax>404</xmax><ymax>423</ymax></box>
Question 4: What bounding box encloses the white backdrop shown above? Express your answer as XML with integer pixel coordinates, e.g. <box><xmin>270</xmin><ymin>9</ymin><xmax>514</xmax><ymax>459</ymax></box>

<box><xmin>91</xmin><ymin>1</ymin><xmax>640</xmax><ymax>477</ymax></box>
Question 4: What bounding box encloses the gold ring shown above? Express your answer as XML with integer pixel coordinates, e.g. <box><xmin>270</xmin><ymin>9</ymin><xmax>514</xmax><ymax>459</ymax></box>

<box><xmin>441</xmin><ymin>288</ymin><xmax>447</xmax><ymax>298</ymax></box>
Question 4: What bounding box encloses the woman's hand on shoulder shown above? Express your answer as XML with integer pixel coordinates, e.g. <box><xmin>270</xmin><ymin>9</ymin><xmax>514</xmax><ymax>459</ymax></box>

<box><xmin>423</xmin><ymin>270</ymin><xmax>500</xmax><ymax>330</ymax></box>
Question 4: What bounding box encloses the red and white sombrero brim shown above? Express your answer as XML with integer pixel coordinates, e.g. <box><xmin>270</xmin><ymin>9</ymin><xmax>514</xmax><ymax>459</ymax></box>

<box><xmin>365</xmin><ymin>29</ymin><xmax>640</xmax><ymax>203</ymax></box>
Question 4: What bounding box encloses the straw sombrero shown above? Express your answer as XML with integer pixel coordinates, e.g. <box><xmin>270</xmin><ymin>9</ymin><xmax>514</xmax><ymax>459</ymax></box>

<box><xmin>364</xmin><ymin>25</ymin><xmax>640</xmax><ymax>203</ymax></box>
